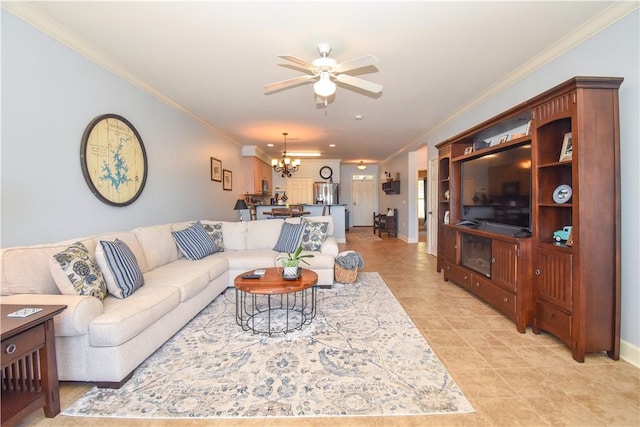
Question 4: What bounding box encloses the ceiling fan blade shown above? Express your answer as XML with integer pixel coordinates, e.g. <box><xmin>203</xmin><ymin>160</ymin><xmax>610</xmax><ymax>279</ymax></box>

<box><xmin>278</xmin><ymin>55</ymin><xmax>315</xmax><ymax>72</ymax></box>
<box><xmin>333</xmin><ymin>54</ymin><xmax>378</xmax><ymax>73</ymax></box>
<box><xmin>335</xmin><ymin>74</ymin><xmax>383</xmax><ymax>94</ymax></box>
<box><xmin>264</xmin><ymin>75</ymin><xmax>317</xmax><ymax>93</ymax></box>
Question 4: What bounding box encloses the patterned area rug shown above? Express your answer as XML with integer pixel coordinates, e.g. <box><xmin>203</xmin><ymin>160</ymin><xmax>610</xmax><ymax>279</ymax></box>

<box><xmin>63</xmin><ymin>272</ymin><xmax>473</xmax><ymax>419</ymax></box>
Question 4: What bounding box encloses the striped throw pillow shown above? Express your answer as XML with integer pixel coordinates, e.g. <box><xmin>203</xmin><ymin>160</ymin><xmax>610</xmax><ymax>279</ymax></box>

<box><xmin>172</xmin><ymin>221</ymin><xmax>217</xmax><ymax>260</ymax></box>
<box><xmin>95</xmin><ymin>239</ymin><xmax>144</xmax><ymax>299</ymax></box>
<box><xmin>273</xmin><ymin>222</ymin><xmax>306</xmax><ymax>253</ymax></box>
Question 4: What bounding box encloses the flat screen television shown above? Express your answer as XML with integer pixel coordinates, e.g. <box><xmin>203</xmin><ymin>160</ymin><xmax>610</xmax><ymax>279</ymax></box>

<box><xmin>460</xmin><ymin>144</ymin><xmax>532</xmax><ymax>231</ymax></box>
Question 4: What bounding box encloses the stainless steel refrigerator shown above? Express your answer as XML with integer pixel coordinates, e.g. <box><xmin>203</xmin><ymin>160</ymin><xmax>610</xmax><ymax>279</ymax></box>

<box><xmin>313</xmin><ymin>182</ymin><xmax>339</xmax><ymax>205</ymax></box>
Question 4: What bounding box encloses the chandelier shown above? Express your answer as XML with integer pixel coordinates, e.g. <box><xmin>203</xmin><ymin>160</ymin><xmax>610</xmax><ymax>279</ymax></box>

<box><xmin>271</xmin><ymin>132</ymin><xmax>300</xmax><ymax>178</ymax></box>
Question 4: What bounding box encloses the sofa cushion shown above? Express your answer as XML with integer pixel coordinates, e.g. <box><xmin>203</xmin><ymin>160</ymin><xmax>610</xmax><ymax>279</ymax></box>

<box><xmin>200</xmin><ymin>222</ymin><xmax>224</xmax><ymax>252</ymax></box>
<box><xmin>273</xmin><ymin>222</ymin><xmax>305</xmax><ymax>253</ymax></box>
<box><xmin>0</xmin><ymin>239</ymin><xmax>91</xmax><ymax>296</ymax></box>
<box><xmin>296</xmin><ymin>252</ymin><xmax>335</xmax><ymax>269</ymax></box>
<box><xmin>89</xmin><ymin>286</ymin><xmax>180</xmax><ymax>347</ymax></box>
<box><xmin>300</xmin><ymin>219</ymin><xmax>329</xmax><ymax>251</ymax></box>
<box><xmin>226</xmin><ymin>250</ymin><xmax>277</xmax><ymax>270</ymax></box>
<box><xmin>164</xmin><ymin>254</ymin><xmax>229</xmax><ymax>284</ymax></box>
<box><xmin>133</xmin><ymin>224</ymin><xmax>181</xmax><ymax>270</ymax></box>
<box><xmin>172</xmin><ymin>221</ymin><xmax>217</xmax><ymax>260</ymax></box>
<box><xmin>199</xmin><ymin>221</ymin><xmax>247</xmax><ymax>251</ymax></box>
<box><xmin>143</xmin><ymin>264</ymin><xmax>210</xmax><ymax>303</ymax></box>
<box><xmin>246</xmin><ymin>219</ymin><xmax>284</xmax><ymax>250</ymax></box>
<box><xmin>95</xmin><ymin>239</ymin><xmax>145</xmax><ymax>299</ymax></box>
<box><xmin>50</xmin><ymin>242</ymin><xmax>108</xmax><ymax>301</ymax></box>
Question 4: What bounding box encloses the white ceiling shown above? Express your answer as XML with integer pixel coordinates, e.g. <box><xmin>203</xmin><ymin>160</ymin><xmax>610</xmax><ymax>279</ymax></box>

<box><xmin>4</xmin><ymin>1</ymin><xmax>633</xmax><ymax>165</ymax></box>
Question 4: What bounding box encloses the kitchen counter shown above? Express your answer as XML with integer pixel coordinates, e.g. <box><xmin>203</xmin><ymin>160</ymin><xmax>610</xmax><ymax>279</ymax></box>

<box><xmin>254</xmin><ymin>204</ymin><xmax>346</xmax><ymax>243</ymax></box>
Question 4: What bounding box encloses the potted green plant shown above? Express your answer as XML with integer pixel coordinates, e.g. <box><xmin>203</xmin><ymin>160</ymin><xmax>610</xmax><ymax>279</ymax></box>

<box><xmin>277</xmin><ymin>246</ymin><xmax>314</xmax><ymax>277</ymax></box>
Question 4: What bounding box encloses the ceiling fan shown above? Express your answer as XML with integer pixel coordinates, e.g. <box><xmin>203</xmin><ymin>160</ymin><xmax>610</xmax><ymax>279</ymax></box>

<box><xmin>264</xmin><ymin>44</ymin><xmax>383</xmax><ymax>99</ymax></box>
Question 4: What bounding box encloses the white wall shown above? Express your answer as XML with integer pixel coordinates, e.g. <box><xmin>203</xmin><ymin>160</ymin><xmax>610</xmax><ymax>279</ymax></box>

<box><xmin>1</xmin><ymin>11</ymin><xmax>243</xmax><ymax>247</ymax></box>
<box><xmin>424</xmin><ymin>10</ymin><xmax>640</xmax><ymax>358</ymax></box>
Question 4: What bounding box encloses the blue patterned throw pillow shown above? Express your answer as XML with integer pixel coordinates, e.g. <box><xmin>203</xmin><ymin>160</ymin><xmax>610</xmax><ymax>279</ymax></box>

<box><xmin>172</xmin><ymin>221</ymin><xmax>217</xmax><ymax>260</ymax></box>
<box><xmin>273</xmin><ymin>222</ymin><xmax>306</xmax><ymax>253</ymax></box>
<box><xmin>300</xmin><ymin>219</ymin><xmax>329</xmax><ymax>251</ymax></box>
<box><xmin>50</xmin><ymin>242</ymin><xmax>108</xmax><ymax>301</ymax></box>
<box><xmin>95</xmin><ymin>239</ymin><xmax>144</xmax><ymax>299</ymax></box>
<box><xmin>200</xmin><ymin>222</ymin><xmax>224</xmax><ymax>252</ymax></box>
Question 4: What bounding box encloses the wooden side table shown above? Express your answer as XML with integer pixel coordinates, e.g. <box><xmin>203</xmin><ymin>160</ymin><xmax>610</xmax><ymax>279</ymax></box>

<box><xmin>1</xmin><ymin>304</ymin><xmax>66</xmax><ymax>426</ymax></box>
<box><xmin>234</xmin><ymin>268</ymin><xmax>318</xmax><ymax>335</ymax></box>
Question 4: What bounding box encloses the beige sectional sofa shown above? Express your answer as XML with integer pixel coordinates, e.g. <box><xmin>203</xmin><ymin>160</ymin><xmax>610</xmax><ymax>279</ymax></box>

<box><xmin>0</xmin><ymin>216</ymin><xmax>337</xmax><ymax>387</ymax></box>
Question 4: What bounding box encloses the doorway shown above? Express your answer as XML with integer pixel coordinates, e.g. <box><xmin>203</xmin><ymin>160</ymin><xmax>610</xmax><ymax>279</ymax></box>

<box><xmin>417</xmin><ymin>171</ymin><xmax>427</xmax><ymax>242</ymax></box>
<box><xmin>351</xmin><ymin>174</ymin><xmax>375</xmax><ymax>226</ymax></box>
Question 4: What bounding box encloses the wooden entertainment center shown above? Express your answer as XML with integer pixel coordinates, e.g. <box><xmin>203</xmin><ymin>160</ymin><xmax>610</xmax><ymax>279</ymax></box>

<box><xmin>436</xmin><ymin>76</ymin><xmax>623</xmax><ymax>362</ymax></box>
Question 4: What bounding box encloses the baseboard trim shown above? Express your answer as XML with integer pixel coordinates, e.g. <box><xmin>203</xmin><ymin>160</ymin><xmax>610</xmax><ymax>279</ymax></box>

<box><xmin>620</xmin><ymin>339</ymin><xmax>640</xmax><ymax>368</ymax></box>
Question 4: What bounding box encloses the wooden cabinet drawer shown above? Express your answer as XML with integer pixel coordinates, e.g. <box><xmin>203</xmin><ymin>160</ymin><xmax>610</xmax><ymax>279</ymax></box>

<box><xmin>1</xmin><ymin>324</ymin><xmax>45</xmax><ymax>366</ymax></box>
<box><xmin>535</xmin><ymin>300</ymin><xmax>571</xmax><ymax>345</ymax></box>
<box><xmin>471</xmin><ymin>275</ymin><xmax>517</xmax><ymax>317</ymax></box>
<box><xmin>443</xmin><ymin>261</ymin><xmax>470</xmax><ymax>287</ymax></box>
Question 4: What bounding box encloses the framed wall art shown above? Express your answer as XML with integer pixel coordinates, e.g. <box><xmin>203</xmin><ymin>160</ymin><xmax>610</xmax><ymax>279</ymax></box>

<box><xmin>223</xmin><ymin>169</ymin><xmax>232</xmax><ymax>191</ymax></box>
<box><xmin>559</xmin><ymin>132</ymin><xmax>573</xmax><ymax>162</ymax></box>
<box><xmin>80</xmin><ymin>114</ymin><xmax>148</xmax><ymax>207</ymax></box>
<box><xmin>210</xmin><ymin>157</ymin><xmax>222</xmax><ymax>182</ymax></box>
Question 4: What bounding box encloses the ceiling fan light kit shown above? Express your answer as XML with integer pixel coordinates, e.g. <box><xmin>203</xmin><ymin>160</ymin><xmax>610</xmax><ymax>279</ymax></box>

<box><xmin>264</xmin><ymin>44</ymin><xmax>382</xmax><ymax>100</ymax></box>
<box><xmin>313</xmin><ymin>71</ymin><xmax>337</xmax><ymax>97</ymax></box>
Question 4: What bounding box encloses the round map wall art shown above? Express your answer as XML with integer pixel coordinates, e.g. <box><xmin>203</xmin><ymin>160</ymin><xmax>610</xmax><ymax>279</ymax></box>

<box><xmin>80</xmin><ymin>114</ymin><xmax>148</xmax><ymax>206</ymax></box>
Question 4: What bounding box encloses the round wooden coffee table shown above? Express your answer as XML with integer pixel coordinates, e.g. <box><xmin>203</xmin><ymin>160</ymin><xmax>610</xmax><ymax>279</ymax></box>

<box><xmin>234</xmin><ymin>267</ymin><xmax>318</xmax><ymax>335</ymax></box>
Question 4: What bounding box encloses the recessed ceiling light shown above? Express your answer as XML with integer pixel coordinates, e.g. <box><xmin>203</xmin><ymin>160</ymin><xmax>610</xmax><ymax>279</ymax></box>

<box><xmin>354</xmin><ymin>115</ymin><xmax>363</xmax><ymax>120</ymax></box>
<box><xmin>267</xmin><ymin>143</ymin><xmax>274</xmax><ymax>147</ymax></box>
<box><xmin>329</xmin><ymin>144</ymin><xmax>336</xmax><ymax>148</ymax></box>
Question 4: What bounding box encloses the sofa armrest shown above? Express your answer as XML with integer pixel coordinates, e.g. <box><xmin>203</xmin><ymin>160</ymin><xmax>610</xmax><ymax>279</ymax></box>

<box><xmin>320</xmin><ymin>236</ymin><xmax>339</xmax><ymax>258</ymax></box>
<box><xmin>0</xmin><ymin>294</ymin><xmax>103</xmax><ymax>337</ymax></box>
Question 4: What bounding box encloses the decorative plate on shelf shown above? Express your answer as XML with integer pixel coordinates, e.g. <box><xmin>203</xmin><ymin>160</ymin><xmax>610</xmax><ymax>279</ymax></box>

<box><xmin>552</xmin><ymin>184</ymin><xmax>572</xmax><ymax>204</ymax></box>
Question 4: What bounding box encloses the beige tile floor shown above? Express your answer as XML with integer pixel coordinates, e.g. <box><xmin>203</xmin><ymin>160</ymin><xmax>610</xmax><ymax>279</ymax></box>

<box><xmin>19</xmin><ymin>227</ymin><xmax>639</xmax><ymax>426</ymax></box>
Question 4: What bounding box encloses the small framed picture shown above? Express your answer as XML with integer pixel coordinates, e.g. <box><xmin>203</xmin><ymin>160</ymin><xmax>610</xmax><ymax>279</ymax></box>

<box><xmin>559</xmin><ymin>132</ymin><xmax>573</xmax><ymax>162</ymax></box>
<box><xmin>499</xmin><ymin>135</ymin><xmax>509</xmax><ymax>144</ymax></box>
<box><xmin>210</xmin><ymin>157</ymin><xmax>222</xmax><ymax>182</ymax></box>
<box><xmin>223</xmin><ymin>169</ymin><xmax>232</xmax><ymax>191</ymax></box>
<box><xmin>464</xmin><ymin>146</ymin><xmax>473</xmax><ymax>155</ymax></box>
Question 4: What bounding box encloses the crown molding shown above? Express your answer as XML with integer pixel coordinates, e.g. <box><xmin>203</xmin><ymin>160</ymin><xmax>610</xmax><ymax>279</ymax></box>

<box><xmin>421</xmin><ymin>1</ymin><xmax>638</xmax><ymax>145</ymax></box>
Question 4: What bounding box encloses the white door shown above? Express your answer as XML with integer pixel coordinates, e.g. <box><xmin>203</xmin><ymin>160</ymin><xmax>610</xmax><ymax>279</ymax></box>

<box><xmin>286</xmin><ymin>177</ymin><xmax>314</xmax><ymax>204</ymax></box>
<box><xmin>351</xmin><ymin>175</ymin><xmax>375</xmax><ymax>226</ymax></box>
<box><xmin>428</xmin><ymin>158</ymin><xmax>439</xmax><ymax>255</ymax></box>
